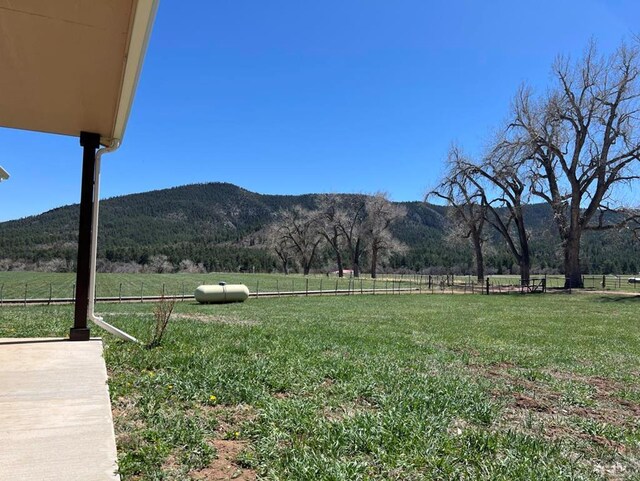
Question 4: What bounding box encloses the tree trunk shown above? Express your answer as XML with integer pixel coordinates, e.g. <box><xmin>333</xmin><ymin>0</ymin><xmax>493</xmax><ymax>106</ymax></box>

<box><xmin>352</xmin><ymin>261</ymin><xmax>360</xmax><ymax>278</ymax></box>
<box><xmin>471</xmin><ymin>232</ymin><xmax>484</xmax><ymax>282</ymax></box>
<box><xmin>336</xmin><ymin>251</ymin><xmax>344</xmax><ymax>278</ymax></box>
<box><xmin>563</xmin><ymin>234</ymin><xmax>583</xmax><ymax>288</ymax></box>
<box><xmin>519</xmin><ymin>260</ymin><xmax>530</xmax><ymax>285</ymax></box>
<box><xmin>352</xmin><ymin>239</ymin><xmax>361</xmax><ymax>278</ymax></box>
<box><xmin>519</xmin><ymin>246</ymin><xmax>531</xmax><ymax>285</ymax></box>
<box><xmin>328</xmin><ymin>228</ymin><xmax>344</xmax><ymax>277</ymax></box>
<box><xmin>370</xmin><ymin>245</ymin><xmax>379</xmax><ymax>279</ymax></box>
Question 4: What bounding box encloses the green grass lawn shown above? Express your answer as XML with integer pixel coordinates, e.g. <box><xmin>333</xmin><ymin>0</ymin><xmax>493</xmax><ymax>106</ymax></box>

<box><xmin>1</xmin><ymin>293</ymin><xmax>639</xmax><ymax>480</ymax></box>
<box><xmin>0</xmin><ymin>272</ymin><xmax>421</xmax><ymax>301</ymax></box>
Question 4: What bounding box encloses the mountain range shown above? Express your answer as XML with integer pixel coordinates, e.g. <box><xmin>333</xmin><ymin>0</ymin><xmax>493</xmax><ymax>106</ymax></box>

<box><xmin>1</xmin><ymin>182</ymin><xmax>638</xmax><ymax>275</ymax></box>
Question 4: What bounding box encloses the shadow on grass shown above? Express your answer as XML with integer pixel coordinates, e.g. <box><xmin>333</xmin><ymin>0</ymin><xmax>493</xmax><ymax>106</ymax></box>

<box><xmin>594</xmin><ymin>295</ymin><xmax>640</xmax><ymax>303</ymax></box>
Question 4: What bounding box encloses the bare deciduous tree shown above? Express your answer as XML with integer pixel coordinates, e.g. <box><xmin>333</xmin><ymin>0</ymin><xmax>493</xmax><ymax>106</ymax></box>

<box><xmin>316</xmin><ymin>195</ymin><xmax>346</xmax><ymax>277</ymax></box>
<box><xmin>437</xmin><ymin>144</ymin><xmax>533</xmax><ymax>284</ymax></box>
<box><xmin>430</xmin><ymin>146</ymin><xmax>488</xmax><ymax>282</ymax></box>
<box><xmin>265</xmin><ymin>223</ymin><xmax>293</xmax><ymax>274</ymax></box>
<box><xmin>479</xmin><ymin>141</ymin><xmax>533</xmax><ymax>284</ymax></box>
<box><xmin>336</xmin><ymin>195</ymin><xmax>369</xmax><ymax>278</ymax></box>
<box><xmin>365</xmin><ymin>193</ymin><xmax>406</xmax><ymax>278</ymax></box>
<box><xmin>273</xmin><ymin>207</ymin><xmax>322</xmax><ymax>275</ymax></box>
<box><xmin>507</xmin><ymin>43</ymin><xmax>640</xmax><ymax>287</ymax></box>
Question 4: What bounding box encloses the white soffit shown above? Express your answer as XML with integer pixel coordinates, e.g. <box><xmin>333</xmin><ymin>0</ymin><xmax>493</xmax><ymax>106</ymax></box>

<box><xmin>0</xmin><ymin>0</ymin><xmax>158</xmax><ymax>145</ymax></box>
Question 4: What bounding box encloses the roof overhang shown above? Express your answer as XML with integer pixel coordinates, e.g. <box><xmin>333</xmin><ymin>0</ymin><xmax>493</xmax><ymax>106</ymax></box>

<box><xmin>0</xmin><ymin>0</ymin><xmax>158</xmax><ymax>146</ymax></box>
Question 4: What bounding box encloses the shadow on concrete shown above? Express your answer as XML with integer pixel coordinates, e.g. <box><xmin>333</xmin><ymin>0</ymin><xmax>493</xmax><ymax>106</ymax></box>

<box><xmin>0</xmin><ymin>338</ymin><xmax>102</xmax><ymax>346</ymax></box>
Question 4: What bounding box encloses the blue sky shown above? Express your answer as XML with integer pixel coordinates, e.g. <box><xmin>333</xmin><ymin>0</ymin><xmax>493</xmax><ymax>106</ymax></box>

<box><xmin>1</xmin><ymin>0</ymin><xmax>638</xmax><ymax>221</ymax></box>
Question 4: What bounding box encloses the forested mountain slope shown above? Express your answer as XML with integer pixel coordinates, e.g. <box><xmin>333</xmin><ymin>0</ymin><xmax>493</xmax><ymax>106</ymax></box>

<box><xmin>1</xmin><ymin>182</ymin><xmax>638</xmax><ymax>274</ymax></box>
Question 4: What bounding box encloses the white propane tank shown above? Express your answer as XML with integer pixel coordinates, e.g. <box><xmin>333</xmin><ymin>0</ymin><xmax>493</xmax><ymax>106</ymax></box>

<box><xmin>195</xmin><ymin>283</ymin><xmax>250</xmax><ymax>304</ymax></box>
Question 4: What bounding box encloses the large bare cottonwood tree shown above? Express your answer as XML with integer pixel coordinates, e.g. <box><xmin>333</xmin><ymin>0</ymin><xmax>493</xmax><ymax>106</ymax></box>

<box><xmin>508</xmin><ymin>43</ymin><xmax>640</xmax><ymax>287</ymax></box>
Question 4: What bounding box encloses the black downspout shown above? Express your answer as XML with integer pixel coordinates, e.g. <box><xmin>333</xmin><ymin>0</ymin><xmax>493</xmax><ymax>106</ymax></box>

<box><xmin>70</xmin><ymin>131</ymin><xmax>101</xmax><ymax>341</ymax></box>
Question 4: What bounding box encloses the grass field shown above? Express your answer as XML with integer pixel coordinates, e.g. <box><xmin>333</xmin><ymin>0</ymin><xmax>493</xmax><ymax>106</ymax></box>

<box><xmin>1</xmin><ymin>292</ymin><xmax>639</xmax><ymax>480</ymax></box>
<box><xmin>0</xmin><ymin>272</ymin><xmax>416</xmax><ymax>301</ymax></box>
<box><xmin>0</xmin><ymin>271</ymin><xmax>638</xmax><ymax>302</ymax></box>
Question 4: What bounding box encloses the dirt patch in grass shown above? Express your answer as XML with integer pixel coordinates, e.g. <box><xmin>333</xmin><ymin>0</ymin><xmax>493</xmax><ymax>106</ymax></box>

<box><xmin>470</xmin><ymin>362</ymin><xmax>640</xmax><ymax>478</ymax></box>
<box><xmin>193</xmin><ymin>404</ymin><xmax>258</xmax><ymax>480</ymax></box>
<box><xmin>172</xmin><ymin>313</ymin><xmax>259</xmax><ymax>326</ymax></box>
<box><xmin>111</xmin><ymin>395</ymin><xmax>145</xmax><ymax>448</ymax></box>
<box><xmin>511</xmin><ymin>392</ymin><xmax>555</xmax><ymax>413</ymax></box>
<box><xmin>190</xmin><ymin>439</ymin><xmax>256</xmax><ymax>481</ymax></box>
<box><xmin>102</xmin><ymin>312</ymin><xmax>259</xmax><ymax>326</ymax></box>
<box><xmin>203</xmin><ymin>403</ymin><xmax>257</xmax><ymax>437</ymax></box>
<box><xmin>472</xmin><ymin>363</ymin><xmax>640</xmax><ymax>428</ymax></box>
<box><xmin>545</xmin><ymin>370</ymin><xmax>622</xmax><ymax>396</ymax></box>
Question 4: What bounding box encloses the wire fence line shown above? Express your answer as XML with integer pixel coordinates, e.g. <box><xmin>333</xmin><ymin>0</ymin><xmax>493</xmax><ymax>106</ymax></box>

<box><xmin>0</xmin><ymin>273</ymin><xmax>637</xmax><ymax>306</ymax></box>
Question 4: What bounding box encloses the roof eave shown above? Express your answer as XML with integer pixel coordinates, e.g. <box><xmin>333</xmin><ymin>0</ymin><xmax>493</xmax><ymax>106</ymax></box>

<box><xmin>105</xmin><ymin>0</ymin><xmax>159</xmax><ymax>146</ymax></box>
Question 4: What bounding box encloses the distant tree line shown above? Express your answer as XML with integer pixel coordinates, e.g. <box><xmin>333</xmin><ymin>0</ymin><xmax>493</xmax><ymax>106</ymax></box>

<box><xmin>264</xmin><ymin>193</ymin><xmax>406</xmax><ymax>278</ymax></box>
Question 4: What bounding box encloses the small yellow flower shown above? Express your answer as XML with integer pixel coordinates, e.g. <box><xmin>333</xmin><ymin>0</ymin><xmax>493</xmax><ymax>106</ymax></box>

<box><xmin>209</xmin><ymin>394</ymin><xmax>217</xmax><ymax>403</ymax></box>
<box><xmin>167</xmin><ymin>384</ymin><xmax>173</xmax><ymax>390</ymax></box>
<box><xmin>234</xmin><ymin>431</ymin><xmax>240</xmax><ymax>438</ymax></box>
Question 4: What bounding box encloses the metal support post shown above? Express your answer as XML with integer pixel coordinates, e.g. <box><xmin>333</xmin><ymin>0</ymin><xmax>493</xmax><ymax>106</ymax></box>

<box><xmin>70</xmin><ymin>132</ymin><xmax>101</xmax><ymax>341</ymax></box>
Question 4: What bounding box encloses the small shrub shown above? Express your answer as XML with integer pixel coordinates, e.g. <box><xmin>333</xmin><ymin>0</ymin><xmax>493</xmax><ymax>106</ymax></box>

<box><xmin>147</xmin><ymin>296</ymin><xmax>176</xmax><ymax>348</ymax></box>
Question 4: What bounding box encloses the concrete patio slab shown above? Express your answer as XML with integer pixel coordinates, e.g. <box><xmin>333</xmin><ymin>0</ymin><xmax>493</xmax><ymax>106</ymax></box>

<box><xmin>0</xmin><ymin>338</ymin><xmax>119</xmax><ymax>481</ymax></box>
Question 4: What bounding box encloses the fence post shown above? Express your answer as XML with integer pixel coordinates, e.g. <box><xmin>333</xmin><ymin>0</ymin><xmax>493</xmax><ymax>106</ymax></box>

<box><xmin>140</xmin><ymin>282</ymin><xmax>144</xmax><ymax>302</ymax></box>
<box><xmin>277</xmin><ymin>279</ymin><xmax>280</xmax><ymax>297</ymax></box>
<box><xmin>49</xmin><ymin>283</ymin><xmax>52</xmax><ymax>305</ymax></box>
<box><xmin>24</xmin><ymin>283</ymin><xmax>27</xmax><ymax>306</ymax></box>
<box><xmin>305</xmin><ymin>278</ymin><xmax>309</xmax><ymax>297</ymax></box>
<box><xmin>373</xmin><ymin>278</ymin><xmax>376</xmax><ymax>295</ymax></box>
<box><xmin>162</xmin><ymin>283</ymin><xmax>165</xmax><ymax>298</ymax></box>
<box><xmin>602</xmin><ymin>274</ymin><xmax>606</xmax><ymax>289</ymax></box>
<box><xmin>182</xmin><ymin>281</ymin><xmax>185</xmax><ymax>301</ymax></box>
<box><xmin>72</xmin><ymin>283</ymin><xmax>76</xmax><ymax>302</ymax></box>
<box><xmin>119</xmin><ymin>283</ymin><xmax>123</xmax><ymax>303</ymax></box>
<box><xmin>486</xmin><ymin>277</ymin><xmax>490</xmax><ymax>295</ymax></box>
<box><xmin>256</xmin><ymin>280</ymin><xmax>259</xmax><ymax>298</ymax></box>
<box><xmin>320</xmin><ymin>278</ymin><xmax>323</xmax><ymax>295</ymax></box>
<box><xmin>360</xmin><ymin>278</ymin><xmax>363</xmax><ymax>295</ymax></box>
